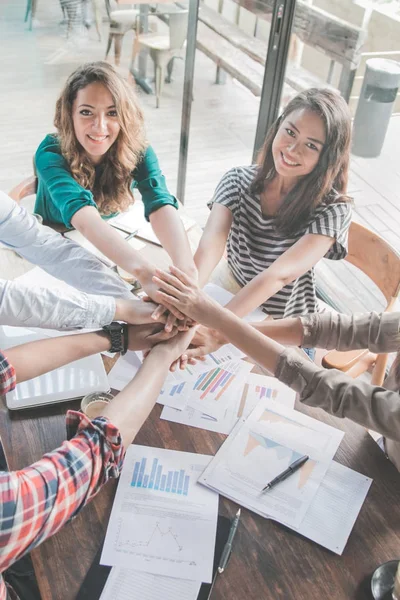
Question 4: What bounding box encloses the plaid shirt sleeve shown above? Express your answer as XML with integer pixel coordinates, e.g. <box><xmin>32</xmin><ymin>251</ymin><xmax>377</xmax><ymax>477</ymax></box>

<box><xmin>0</xmin><ymin>411</ymin><xmax>125</xmax><ymax>576</ymax></box>
<box><xmin>0</xmin><ymin>351</ymin><xmax>16</xmax><ymax>395</ymax></box>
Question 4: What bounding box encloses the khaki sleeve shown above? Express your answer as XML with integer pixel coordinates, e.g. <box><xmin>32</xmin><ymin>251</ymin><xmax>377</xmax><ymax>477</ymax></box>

<box><xmin>276</xmin><ymin>348</ymin><xmax>400</xmax><ymax>442</ymax></box>
<box><xmin>300</xmin><ymin>311</ymin><xmax>400</xmax><ymax>353</ymax></box>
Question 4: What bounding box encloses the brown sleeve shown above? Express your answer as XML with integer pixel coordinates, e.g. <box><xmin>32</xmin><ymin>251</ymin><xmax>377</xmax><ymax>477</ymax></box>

<box><xmin>276</xmin><ymin>348</ymin><xmax>400</xmax><ymax>442</ymax></box>
<box><xmin>300</xmin><ymin>311</ymin><xmax>400</xmax><ymax>353</ymax></box>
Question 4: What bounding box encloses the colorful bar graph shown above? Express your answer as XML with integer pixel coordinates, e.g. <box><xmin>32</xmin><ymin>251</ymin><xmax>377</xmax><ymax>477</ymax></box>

<box><xmin>131</xmin><ymin>458</ymin><xmax>191</xmax><ymax>496</ymax></box>
<box><xmin>193</xmin><ymin>367</ymin><xmax>236</xmax><ymax>401</ymax></box>
<box><xmin>255</xmin><ymin>385</ymin><xmax>277</xmax><ymax>400</ymax></box>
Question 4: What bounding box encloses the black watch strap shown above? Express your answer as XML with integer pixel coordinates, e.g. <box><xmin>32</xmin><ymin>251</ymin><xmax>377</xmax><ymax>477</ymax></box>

<box><xmin>102</xmin><ymin>322</ymin><xmax>128</xmax><ymax>355</ymax></box>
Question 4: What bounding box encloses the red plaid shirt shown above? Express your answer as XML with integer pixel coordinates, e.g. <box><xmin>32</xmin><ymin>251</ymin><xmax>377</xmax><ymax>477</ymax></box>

<box><xmin>0</xmin><ymin>351</ymin><xmax>125</xmax><ymax>600</ymax></box>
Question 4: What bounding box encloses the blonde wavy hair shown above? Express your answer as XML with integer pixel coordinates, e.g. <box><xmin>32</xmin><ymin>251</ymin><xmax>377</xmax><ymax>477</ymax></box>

<box><xmin>54</xmin><ymin>61</ymin><xmax>146</xmax><ymax>215</ymax></box>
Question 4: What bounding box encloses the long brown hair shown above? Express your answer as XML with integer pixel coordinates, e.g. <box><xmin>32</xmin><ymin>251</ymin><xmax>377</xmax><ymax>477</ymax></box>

<box><xmin>54</xmin><ymin>61</ymin><xmax>146</xmax><ymax>215</ymax></box>
<box><xmin>251</xmin><ymin>88</ymin><xmax>352</xmax><ymax>236</ymax></box>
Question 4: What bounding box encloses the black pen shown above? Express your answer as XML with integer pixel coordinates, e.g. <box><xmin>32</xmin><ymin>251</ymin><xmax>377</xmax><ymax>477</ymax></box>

<box><xmin>262</xmin><ymin>455</ymin><xmax>309</xmax><ymax>492</ymax></box>
<box><xmin>218</xmin><ymin>508</ymin><xmax>241</xmax><ymax>574</ymax></box>
<box><xmin>206</xmin><ymin>509</ymin><xmax>242</xmax><ymax>600</ymax></box>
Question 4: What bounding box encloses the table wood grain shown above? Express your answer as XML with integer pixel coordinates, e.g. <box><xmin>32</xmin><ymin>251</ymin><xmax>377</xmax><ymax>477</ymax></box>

<box><xmin>2</xmin><ymin>386</ymin><xmax>400</xmax><ymax>600</ymax></box>
<box><xmin>1</xmin><ymin>229</ymin><xmax>400</xmax><ymax>599</ymax></box>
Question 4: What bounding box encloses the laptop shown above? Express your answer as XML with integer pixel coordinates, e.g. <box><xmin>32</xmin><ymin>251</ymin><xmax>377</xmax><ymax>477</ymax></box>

<box><xmin>0</xmin><ymin>326</ymin><xmax>110</xmax><ymax>410</ymax></box>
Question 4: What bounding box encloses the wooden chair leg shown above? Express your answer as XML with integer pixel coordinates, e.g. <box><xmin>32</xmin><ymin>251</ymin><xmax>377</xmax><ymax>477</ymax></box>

<box><xmin>91</xmin><ymin>0</ymin><xmax>102</xmax><ymax>41</ymax></box>
<box><xmin>105</xmin><ymin>32</ymin><xmax>113</xmax><ymax>60</ymax></box>
<box><xmin>155</xmin><ymin>64</ymin><xmax>163</xmax><ymax>108</ymax></box>
<box><xmin>215</xmin><ymin>65</ymin><xmax>227</xmax><ymax>84</ymax></box>
<box><xmin>130</xmin><ymin>34</ymin><xmax>141</xmax><ymax>71</ymax></box>
<box><xmin>114</xmin><ymin>34</ymin><xmax>124</xmax><ymax>66</ymax></box>
<box><xmin>166</xmin><ymin>58</ymin><xmax>175</xmax><ymax>83</ymax></box>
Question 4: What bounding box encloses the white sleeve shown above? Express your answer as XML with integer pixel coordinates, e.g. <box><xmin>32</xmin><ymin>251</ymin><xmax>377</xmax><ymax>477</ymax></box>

<box><xmin>0</xmin><ymin>191</ymin><xmax>132</xmax><ymax>299</ymax></box>
<box><xmin>0</xmin><ymin>278</ymin><xmax>115</xmax><ymax>329</ymax></box>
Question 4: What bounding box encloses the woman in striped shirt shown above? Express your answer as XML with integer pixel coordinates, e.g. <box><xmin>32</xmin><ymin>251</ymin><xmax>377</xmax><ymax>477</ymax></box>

<box><xmin>195</xmin><ymin>88</ymin><xmax>352</xmax><ymax>322</ymax></box>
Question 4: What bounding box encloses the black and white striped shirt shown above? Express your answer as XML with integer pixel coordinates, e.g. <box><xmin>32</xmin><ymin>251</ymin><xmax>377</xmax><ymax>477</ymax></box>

<box><xmin>209</xmin><ymin>166</ymin><xmax>352</xmax><ymax>318</ymax></box>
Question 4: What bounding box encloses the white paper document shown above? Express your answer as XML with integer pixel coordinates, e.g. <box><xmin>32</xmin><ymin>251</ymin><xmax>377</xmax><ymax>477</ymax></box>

<box><xmin>101</xmin><ymin>445</ymin><xmax>218</xmax><ymax>583</ymax></box>
<box><xmin>107</xmin><ymin>351</ymin><xmax>142</xmax><ymax>391</ymax></box>
<box><xmin>109</xmin><ymin>200</ymin><xmax>195</xmax><ymax>246</ymax></box>
<box><xmin>294</xmin><ymin>460</ymin><xmax>372</xmax><ymax>554</ymax></box>
<box><xmin>203</xmin><ymin>283</ymin><xmax>266</xmax><ymax>322</ymax></box>
<box><xmin>100</xmin><ymin>568</ymin><xmax>201</xmax><ymax>600</ymax></box>
<box><xmin>161</xmin><ymin>373</ymin><xmax>296</xmax><ymax>435</ymax></box>
<box><xmin>199</xmin><ymin>398</ymin><xmax>344</xmax><ymax>527</ymax></box>
<box><xmin>64</xmin><ymin>228</ymin><xmax>145</xmax><ymax>268</ymax></box>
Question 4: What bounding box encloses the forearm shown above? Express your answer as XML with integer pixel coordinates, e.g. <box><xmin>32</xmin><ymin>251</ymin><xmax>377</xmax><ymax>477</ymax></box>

<box><xmin>225</xmin><ymin>269</ymin><xmax>286</xmax><ymax>317</ymax></box>
<box><xmin>197</xmin><ymin>303</ymin><xmax>285</xmax><ymax>374</ymax></box>
<box><xmin>6</xmin><ymin>331</ymin><xmax>110</xmax><ymax>383</ymax></box>
<box><xmin>0</xmin><ymin>279</ymin><xmax>115</xmax><ymax>329</ymax></box>
<box><xmin>72</xmin><ymin>207</ymin><xmax>154</xmax><ymax>280</ymax></box>
<box><xmin>194</xmin><ymin>235</ymin><xmax>226</xmax><ymax>287</ymax></box>
<box><xmin>150</xmin><ymin>206</ymin><xmax>196</xmax><ymax>276</ymax></box>
<box><xmin>250</xmin><ymin>317</ymin><xmax>304</xmax><ymax>346</ymax></box>
<box><xmin>102</xmin><ymin>347</ymin><xmax>172</xmax><ymax>446</ymax></box>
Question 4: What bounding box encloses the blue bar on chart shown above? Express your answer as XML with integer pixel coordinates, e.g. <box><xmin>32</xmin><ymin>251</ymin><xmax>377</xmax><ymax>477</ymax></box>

<box><xmin>154</xmin><ymin>465</ymin><xmax>162</xmax><ymax>490</ymax></box>
<box><xmin>172</xmin><ymin>471</ymin><xmax>179</xmax><ymax>493</ymax></box>
<box><xmin>166</xmin><ymin>471</ymin><xmax>173</xmax><ymax>492</ymax></box>
<box><xmin>131</xmin><ymin>457</ymin><xmax>191</xmax><ymax>495</ymax></box>
<box><xmin>149</xmin><ymin>458</ymin><xmax>158</xmax><ymax>489</ymax></box>
<box><xmin>136</xmin><ymin>458</ymin><xmax>146</xmax><ymax>487</ymax></box>
<box><xmin>183</xmin><ymin>475</ymin><xmax>190</xmax><ymax>496</ymax></box>
<box><xmin>178</xmin><ymin>469</ymin><xmax>185</xmax><ymax>494</ymax></box>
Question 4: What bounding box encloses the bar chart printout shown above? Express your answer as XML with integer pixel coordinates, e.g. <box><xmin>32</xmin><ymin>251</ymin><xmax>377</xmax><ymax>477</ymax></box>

<box><xmin>101</xmin><ymin>445</ymin><xmax>219</xmax><ymax>582</ymax></box>
<box><xmin>131</xmin><ymin>457</ymin><xmax>190</xmax><ymax>495</ymax></box>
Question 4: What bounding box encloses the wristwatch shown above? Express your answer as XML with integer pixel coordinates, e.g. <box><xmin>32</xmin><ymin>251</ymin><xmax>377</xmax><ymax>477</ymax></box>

<box><xmin>102</xmin><ymin>322</ymin><xmax>128</xmax><ymax>355</ymax></box>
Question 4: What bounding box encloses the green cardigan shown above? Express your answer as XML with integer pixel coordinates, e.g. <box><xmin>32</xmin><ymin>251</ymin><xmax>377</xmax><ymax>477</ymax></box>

<box><xmin>34</xmin><ymin>134</ymin><xmax>178</xmax><ymax>228</ymax></box>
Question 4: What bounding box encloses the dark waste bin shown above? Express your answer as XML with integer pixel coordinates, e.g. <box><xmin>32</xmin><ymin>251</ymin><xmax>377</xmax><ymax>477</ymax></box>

<box><xmin>352</xmin><ymin>58</ymin><xmax>400</xmax><ymax>158</ymax></box>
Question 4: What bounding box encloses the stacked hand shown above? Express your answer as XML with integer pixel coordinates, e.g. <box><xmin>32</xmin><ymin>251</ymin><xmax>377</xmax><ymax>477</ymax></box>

<box><xmin>124</xmin><ymin>266</ymin><xmax>227</xmax><ymax>366</ymax></box>
<box><xmin>151</xmin><ymin>266</ymin><xmax>227</xmax><ymax>367</ymax></box>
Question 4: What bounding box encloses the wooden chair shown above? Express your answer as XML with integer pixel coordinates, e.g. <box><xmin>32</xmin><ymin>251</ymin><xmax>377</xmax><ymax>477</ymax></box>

<box><xmin>321</xmin><ymin>221</ymin><xmax>400</xmax><ymax>386</ymax></box>
<box><xmin>105</xmin><ymin>0</ymin><xmax>159</xmax><ymax>67</ymax></box>
<box><xmin>8</xmin><ymin>175</ymin><xmax>38</xmax><ymax>204</ymax></box>
<box><xmin>131</xmin><ymin>9</ymin><xmax>188</xmax><ymax>108</ymax></box>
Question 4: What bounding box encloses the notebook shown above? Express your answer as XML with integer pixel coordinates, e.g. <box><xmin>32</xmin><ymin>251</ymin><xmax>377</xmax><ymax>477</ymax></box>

<box><xmin>0</xmin><ymin>326</ymin><xmax>109</xmax><ymax>410</ymax></box>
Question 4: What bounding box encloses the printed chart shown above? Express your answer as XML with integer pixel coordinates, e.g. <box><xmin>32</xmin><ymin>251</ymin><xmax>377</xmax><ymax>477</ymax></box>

<box><xmin>131</xmin><ymin>457</ymin><xmax>191</xmax><ymax>495</ymax></box>
<box><xmin>199</xmin><ymin>398</ymin><xmax>343</xmax><ymax>527</ymax></box>
<box><xmin>101</xmin><ymin>446</ymin><xmax>218</xmax><ymax>582</ymax></box>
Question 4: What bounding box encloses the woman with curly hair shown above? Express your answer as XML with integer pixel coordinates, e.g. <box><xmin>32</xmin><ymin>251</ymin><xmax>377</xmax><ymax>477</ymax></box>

<box><xmin>34</xmin><ymin>61</ymin><xmax>196</xmax><ymax>325</ymax></box>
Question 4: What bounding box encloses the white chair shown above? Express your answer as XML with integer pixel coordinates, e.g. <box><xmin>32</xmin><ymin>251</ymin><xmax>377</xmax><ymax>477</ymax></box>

<box><xmin>132</xmin><ymin>9</ymin><xmax>188</xmax><ymax>108</ymax></box>
<box><xmin>105</xmin><ymin>0</ymin><xmax>159</xmax><ymax>66</ymax></box>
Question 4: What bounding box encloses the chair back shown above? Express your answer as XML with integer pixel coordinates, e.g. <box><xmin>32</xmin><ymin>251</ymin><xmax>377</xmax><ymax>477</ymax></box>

<box><xmin>325</xmin><ymin>221</ymin><xmax>400</xmax><ymax>385</ymax></box>
<box><xmin>345</xmin><ymin>221</ymin><xmax>400</xmax><ymax>308</ymax></box>
<box><xmin>168</xmin><ymin>10</ymin><xmax>188</xmax><ymax>50</ymax></box>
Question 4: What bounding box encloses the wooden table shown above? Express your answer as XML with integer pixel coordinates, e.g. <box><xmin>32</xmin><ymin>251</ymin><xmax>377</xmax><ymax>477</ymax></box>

<box><xmin>2</xmin><ymin>237</ymin><xmax>400</xmax><ymax>599</ymax></box>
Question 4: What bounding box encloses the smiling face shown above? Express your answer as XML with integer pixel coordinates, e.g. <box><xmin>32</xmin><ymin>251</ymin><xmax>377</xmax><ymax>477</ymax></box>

<box><xmin>72</xmin><ymin>81</ymin><xmax>120</xmax><ymax>164</ymax></box>
<box><xmin>271</xmin><ymin>108</ymin><xmax>326</xmax><ymax>181</ymax></box>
